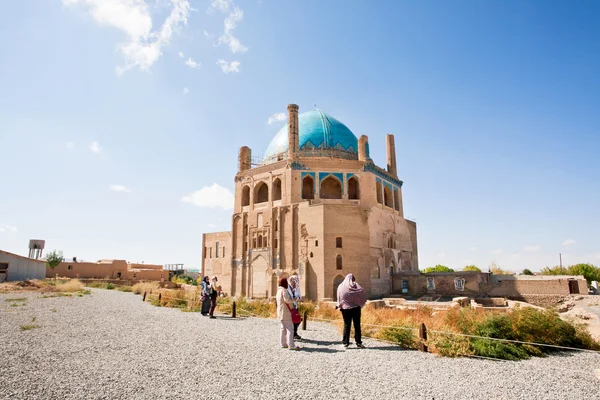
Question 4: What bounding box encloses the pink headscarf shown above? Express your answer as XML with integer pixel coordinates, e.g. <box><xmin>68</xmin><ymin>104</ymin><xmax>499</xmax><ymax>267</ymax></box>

<box><xmin>337</xmin><ymin>273</ymin><xmax>366</xmax><ymax>310</ymax></box>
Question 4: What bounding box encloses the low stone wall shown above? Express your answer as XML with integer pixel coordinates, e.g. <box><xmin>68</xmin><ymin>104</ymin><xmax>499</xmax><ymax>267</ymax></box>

<box><xmin>79</xmin><ymin>279</ymin><xmax>176</xmax><ymax>289</ymax></box>
<box><xmin>475</xmin><ymin>298</ymin><xmax>507</xmax><ymax>307</ymax></box>
<box><xmin>506</xmin><ymin>294</ymin><xmax>572</xmax><ymax>309</ymax></box>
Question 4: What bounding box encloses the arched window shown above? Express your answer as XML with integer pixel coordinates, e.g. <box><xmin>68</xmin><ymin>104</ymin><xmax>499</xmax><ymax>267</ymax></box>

<box><xmin>336</xmin><ymin>254</ymin><xmax>343</xmax><ymax>270</ymax></box>
<box><xmin>320</xmin><ymin>176</ymin><xmax>342</xmax><ymax>199</ymax></box>
<box><xmin>273</xmin><ymin>178</ymin><xmax>282</xmax><ymax>201</ymax></box>
<box><xmin>384</xmin><ymin>186</ymin><xmax>393</xmax><ymax>208</ymax></box>
<box><xmin>302</xmin><ymin>176</ymin><xmax>314</xmax><ymax>199</ymax></box>
<box><xmin>348</xmin><ymin>177</ymin><xmax>359</xmax><ymax>200</ymax></box>
<box><xmin>393</xmin><ymin>189</ymin><xmax>400</xmax><ymax>211</ymax></box>
<box><xmin>254</xmin><ymin>182</ymin><xmax>269</xmax><ymax>204</ymax></box>
<box><xmin>241</xmin><ymin>185</ymin><xmax>250</xmax><ymax>206</ymax></box>
<box><xmin>257</xmin><ymin>235</ymin><xmax>263</xmax><ymax>248</ymax></box>
<box><xmin>376</xmin><ymin>181</ymin><xmax>383</xmax><ymax>204</ymax></box>
<box><xmin>388</xmin><ymin>236</ymin><xmax>394</xmax><ymax>249</ymax></box>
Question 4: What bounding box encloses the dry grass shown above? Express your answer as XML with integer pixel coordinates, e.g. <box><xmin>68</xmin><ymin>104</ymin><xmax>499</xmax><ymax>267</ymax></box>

<box><xmin>132</xmin><ymin>281</ymin><xmax>160</xmax><ymax>295</ymax></box>
<box><xmin>20</xmin><ymin>324</ymin><xmax>40</xmax><ymax>331</ymax></box>
<box><xmin>55</xmin><ymin>279</ymin><xmax>85</xmax><ymax>292</ymax></box>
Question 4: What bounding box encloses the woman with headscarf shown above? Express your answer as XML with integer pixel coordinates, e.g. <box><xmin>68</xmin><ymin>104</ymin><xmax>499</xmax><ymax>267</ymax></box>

<box><xmin>200</xmin><ymin>276</ymin><xmax>211</xmax><ymax>316</ymax></box>
<box><xmin>337</xmin><ymin>273</ymin><xmax>367</xmax><ymax>348</ymax></box>
<box><xmin>208</xmin><ymin>276</ymin><xmax>219</xmax><ymax>319</ymax></box>
<box><xmin>287</xmin><ymin>274</ymin><xmax>302</xmax><ymax>340</ymax></box>
<box><xmin>276</xmin><ymin>277</ymin><xmax>300</xmax><ymax>350</ymax></box>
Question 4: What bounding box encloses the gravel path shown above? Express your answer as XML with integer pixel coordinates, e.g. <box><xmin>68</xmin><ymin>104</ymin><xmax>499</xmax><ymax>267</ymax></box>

<box><xmin>1</xmin><ymin>290</ymin><xmax>599</xmax><ymax>400</ymax></box>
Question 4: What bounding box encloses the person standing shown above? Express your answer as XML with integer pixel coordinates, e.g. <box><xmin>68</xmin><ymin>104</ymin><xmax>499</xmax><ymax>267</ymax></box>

<box><xmin>337</xmin><ymin>273</ymin><xmax>367</xmax><ymax>348</ymax></box>
<box><xmin>288</xmin><ymin>274</ymin><xmax>302</xmax><ymax>340</ymax></box>
<box><xmin>276</xmin><ymin>277</ymin><xmax>300</xmax><ymax>350</ymax></box>
<box><xmin>209</xmin><ymin>276</ymin><xmax>219</xmax><ymax>319</ymax></box>
<box><xmin>200</xmin><ymin>276</ymin><xmax>211</xmax><ymax>316</ymax></box>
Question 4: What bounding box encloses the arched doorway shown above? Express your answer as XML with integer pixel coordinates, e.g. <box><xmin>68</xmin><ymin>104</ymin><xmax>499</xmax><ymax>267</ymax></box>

<box><xmin>333</xmin><ymin>275</ymin><xmax>345</xmax><ymax>301</ymax></box>
<box><xmin>348</xmin><ymin>177</ymin><xmax>359</xmax><ymax>200</ymax></box>
<box><xmin>376</xmin><ymin>181</ymin><xmax>383</xmax><ymax>204</ymax></box>
<box><xmin>241</xmin><ymin>185</ymin><xmax>250</xmax><ymax>206</ymax></box>
<box><xmin>302</xmin><ymin>176</ymin><xmax>314</xmax><ymax>199</ymax></box>
<box><xmin>320</xmin><ymin>176</ymin><xmax>342</xmax><ymax>199</ymax></box>
<box><xmin>251</xmin><ymin>255</ymin><xmax>268</xmax><ymax>298</ymax></box>
<box><xmin>384</xmin><ymin>186</ymin><xmax>393</xmax><ymax>208</ymax></box>
<box><xmin>273</xmin><ymin>178</ymin><xmax>282</xmax><ymax>201</ymax></box>
<box><xmin>254</xmin><ymin>182</ymin><xmax>269</xmax><ymax>204</ymax></box>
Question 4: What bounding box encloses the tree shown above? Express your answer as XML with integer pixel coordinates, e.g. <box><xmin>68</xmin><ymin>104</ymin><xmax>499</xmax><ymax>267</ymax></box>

<box><xmin>521</xmin><ymin>269</ymin><xmax>534</xmax><ymax>275</ymax></box>
<box><xmin>489</xmin><ymin>261</ymin><xmax>513</xmax><ymax>275</ymax></box>
<box><xmin>567</xmin><ymin>263</ymin><xmax>600</xmax><ymax>284</ymax></box>
<box><xmin>463</xmin><ymin>265</ymin><xmax>481</xmax><ymax>272</ymax></box>
<box><xmin>45</xmin><ymin>250</ymin><xmax>63</xmax><ymax>278</ymax></box>
<box><xmin>423</xmin><ymin>264</ymin><xmax>454</xmax><ymax>273</ymax></box>
<box><xmin>541</xmin><ymin>265</ymin><xmax>568</xmax><ymax>275</ymax></box>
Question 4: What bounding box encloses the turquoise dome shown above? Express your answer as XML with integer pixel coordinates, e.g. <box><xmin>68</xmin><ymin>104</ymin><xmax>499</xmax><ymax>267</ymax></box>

<box><xmin>264</xmin><ymin>109</ymin><xmax>358</xmax><ymax>162</ymax></box>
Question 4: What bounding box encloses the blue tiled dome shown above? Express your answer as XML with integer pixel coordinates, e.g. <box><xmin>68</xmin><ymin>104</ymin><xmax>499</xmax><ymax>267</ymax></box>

<box><xmin>264</xmin><ymin>109</ymin><xmax>358</xmax><ymax>161</ymax></box>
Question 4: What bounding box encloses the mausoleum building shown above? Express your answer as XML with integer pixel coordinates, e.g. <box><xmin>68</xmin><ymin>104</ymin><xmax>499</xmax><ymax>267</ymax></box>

<box><xmin>202</xmin><ymin>104</ymin><xmax>418</xmax><ymax>301</ymax></box>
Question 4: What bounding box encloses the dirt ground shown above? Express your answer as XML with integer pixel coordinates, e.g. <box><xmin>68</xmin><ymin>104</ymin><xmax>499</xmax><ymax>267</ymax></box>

<box><xmin>558</xmin><ymin>295</ymin><xmax>600</xmax><ymax>340</ymax></box>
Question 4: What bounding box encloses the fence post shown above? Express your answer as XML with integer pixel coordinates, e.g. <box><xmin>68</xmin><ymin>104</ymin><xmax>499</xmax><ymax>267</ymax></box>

<box><xmin>302</xmin><ymin>310</ymin><xmax>307</xmax><ymax>330</ymax></box>
<box><xmin>143</xmin><ymin>291</ymin><xmax>147</xmax><ymax>302</ymax></box>
<box><xmin>158</xmin><ymin>293</ymin><xmax>162</xmax><ymax>304</ymax></box>
<box><xmin>419</xmin><ymin>322</ymin><xmax>428</xmax><ymax>352</ymax></box>
<box><xmin>232</xmin><ymin>301</ymin><xmax>236</xmax><ymax>318</ymax></box>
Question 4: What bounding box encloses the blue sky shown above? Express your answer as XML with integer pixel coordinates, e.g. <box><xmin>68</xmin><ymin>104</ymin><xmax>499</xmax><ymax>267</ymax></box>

<box><xmin>1</xmin><ymin>0</ymin><xmax>599</xmax><ymax>272</ymax></box>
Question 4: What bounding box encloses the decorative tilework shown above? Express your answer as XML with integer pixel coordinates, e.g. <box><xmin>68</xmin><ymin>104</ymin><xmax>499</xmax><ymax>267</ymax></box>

<box><xmin>364</xmin><ymin>162</ymin><xmax>403</xmax><ymax>187</ymax></box>
<box><xmin>290</xmin><ymin>161</ymin><xmax>308</xmax><ymax>170</ymax></box>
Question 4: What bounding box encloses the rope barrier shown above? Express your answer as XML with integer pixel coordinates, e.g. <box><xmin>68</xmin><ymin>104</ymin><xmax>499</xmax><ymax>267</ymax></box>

<box><xmin>141</xmin><ymin>295</ymin><xmax>600</xmax><ymax>356</ymax></box>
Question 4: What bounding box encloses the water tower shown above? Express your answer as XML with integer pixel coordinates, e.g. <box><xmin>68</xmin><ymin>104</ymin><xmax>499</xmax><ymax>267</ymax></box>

<box><xmin>28</xmin><ymin>239</ymin><xmax>45</xmax><ymax>259</ymax></box>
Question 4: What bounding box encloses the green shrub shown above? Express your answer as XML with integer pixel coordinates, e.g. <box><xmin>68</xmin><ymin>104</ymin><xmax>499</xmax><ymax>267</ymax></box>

<box><xmin>117</xmin><ymin>286</ymin><xmax>133</xmax><ymax>292</ymax></box>
<box><xmin>377</xmin><ymin>326</ymin><xmax>416</xmax><ymax>348</ymax></box>
<box><xmin>106</xmin><ymin>283</ymin><xmax>115</xmax><ymax>290</ymax></box>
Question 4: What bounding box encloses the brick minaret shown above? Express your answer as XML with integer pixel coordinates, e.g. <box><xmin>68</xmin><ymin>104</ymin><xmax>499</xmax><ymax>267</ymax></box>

<box><xmin>287</xmin><ymin>104</ymin><xmax>299</xmax><ymax>159</ymax></box>
<box><xmin>386</xmin><ymin>134</ymin><xmax>397</xmax><ymax>177</ymax></box>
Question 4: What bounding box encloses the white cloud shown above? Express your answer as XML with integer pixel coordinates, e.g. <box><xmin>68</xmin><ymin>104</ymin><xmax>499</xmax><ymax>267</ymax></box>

<box><xmin>210</xmin><ymin>0</ymin><xmax>231</xmax><ymax>13</ymax></box>
<box><xmin>181</xmin><ymin>183</ymin><xmax>234</xmax><ymax>209</ymax></box>
<box><xmin>178</xmin><ymin>51</ymin><xmax>184</xmax><ymax>57</ymax></box>
<box><xmin>491</xmin><ymin>248</ymin><xmax>502</xmax><ymax>255</ymax></box>
<box><xmin>109</xmin><ymin>185</ymin><xmax>132</xmax><ymax>193</ymax></box>
<box><xmin>0</xmin><ymin>223</ymin><xmax>18</xmax><ymax>233</ymax></box>
<box><xmin>66</xmin><ymin>141</ymin><xmax>75</xmax><ymax>149</ymax></box>
<box><xmin>207</xmin><ymin>223</ymin><xmax>217</xmax><ymax>228</ymax></box>
<box><xmin>523</xmin><ymin>245</ymin><xmax>541</xmax><ymax>252</ymax></box>
<box><xmin>89</xmin><ymin>141</ymin><xmax>102</xmax><ymax>153</ymax></box>
<box><xmin>63</xmin><ymin>0</ymin><xmax>191</xmax><ymax>74</ymax></box>
<box><xmin>203</xmin><ymin>30</ymin><xmax>210</xmax><ymax>37</ymax></box>
<box><xmin>182</xmin><ymin>87</ymin><xmax>189</xmax><ymax>94</ymax></box>
<box><xmin>210</xmin><ymin>0</ymin><xmax>247</xmax><ymax>54</ymax></box>
<box><xmin>185</xmin><ymin>57</ymin><xmax>201</xmax><ymax>69</ymax></box>
<box><xmin>562</xmin><ymin>239</ymin><xmax>576</xmax><ymax>247</ymax></box>
<box><xmin>218</xmin><ymin>7</ymin><xmax>247</xmax><ymax>53</ymax></box>
<box><xmin>267</xmin><ymin>112</ymin><xmax>286</xmax><ymax>125</ymax></box>
<box><xmin>217</xmin><ymin>59</ymin><xmax>240</xmax><ymax>74</ymax></box>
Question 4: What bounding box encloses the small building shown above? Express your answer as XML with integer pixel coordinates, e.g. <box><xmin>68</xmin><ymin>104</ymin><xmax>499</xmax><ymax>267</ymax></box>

<box><xmin>47</xmin><ymin>259</ymin><xmax>169</xmax><ymax>281</ymax></box>
<box><xmin>0</xmin><ymin>249</ymin><xmax>47</xmax><ymax>282</ymax></box>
